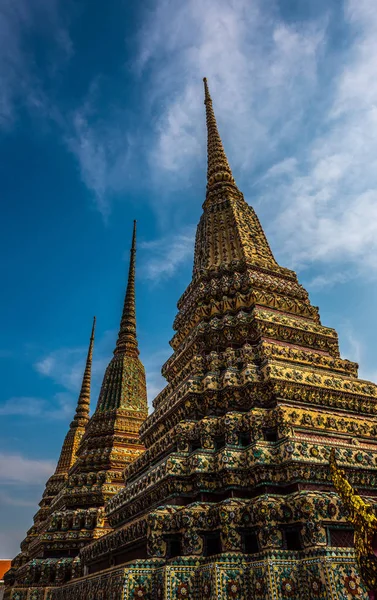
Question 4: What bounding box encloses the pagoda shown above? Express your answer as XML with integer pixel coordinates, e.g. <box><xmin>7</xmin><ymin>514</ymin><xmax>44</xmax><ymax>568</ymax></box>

<box><xmin>5</xmin><ymin>316</ymin><xmax>96</xmax><ymax>587</ymax></box>
<box><xmin>6</xmin><ymin>79</ymin><xmax>377</xmax><ymax>599</ymax></box>
<box><xmin>5</xmin><ymin>222</ymin><xmax>148</xmax><ymax>598</ymax></box>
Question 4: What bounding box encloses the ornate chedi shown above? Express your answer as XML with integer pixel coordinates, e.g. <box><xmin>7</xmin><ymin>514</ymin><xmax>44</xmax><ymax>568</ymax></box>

<box><xmin>4</xmin><ymin>316</ymin><xmax>96</xmax><ymax>589</ymax></box>
<box><xmin>5</xmin><ymin>222</ymin><xmax>148</xmax><ymax>599</ymax></box>
<box><xmin>6</xmin><ymin>79</ymin><xmax>377</xmax><ymax>599</ymax></box>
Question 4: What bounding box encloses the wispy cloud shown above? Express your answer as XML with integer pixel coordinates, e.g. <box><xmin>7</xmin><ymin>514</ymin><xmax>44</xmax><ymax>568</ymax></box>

<box><xmin>130</xmin><ymin>0</ymin><xmax>377</xmax><ymax>284</ymax></box>
<box><xmin>140</xmin><ymin>227</ymin><xmax>195</xmax><ymax>282</ymax></box>
<box><xmin>0</xmin><ymin>393</ymin><xmax>73</xmax><ymax>420</ymax></box>
<box><xmin>137</xmin><ymin>0</ymin><xmax>324</xmax><ymax>182</ymax></box>
<box><xmin>255</xmin><ymin>157</ymin><xmax>298</xmax><ymax>185</ymax></box>
<box><xmin>65</xmin><ymin>82</ymin><xmax>136</xmax><ymax>219</ymax></box>
<box><xmin>34</xmin><ymin>339</ymin><xmax>109</xmax><ymax>397</ymax></box>
<box><xmin>337</xmin><ymin>321</ymin><xmax>377</xmax><ymax>384</ymax></box>
<box><xmin>0</xmin><ymin>0</ymin><xmax>72</xmax><ymax>129</ymax></box>
<box><xmin>339</xmin><ymin>322</ymin><xmax>363</xmax><ymax>365</ymax></box>
<box><xmin>31</xmin><ymin>328</ymin><xmax>120</xmax><ymax>417</ymax></box>
<box><xmin>35</xmin><ymin>347</ymin><xmax>89</xmax><ymax>392</ymax></box>
<box><xmin>0</xmin><ymin>490</ymin><xmax>37</xmax><ymax>508</ymax></box>
<box><xmin>33</xmin><ymin>323</ymin><xmax>171</xmax><ymax>410</ymax></box>
<box><xmin>63</xmin><ymin>0</ymin><xmax>325</xmax><ymax>219</ymax></box>
<box><xmin>3</xmin><ymin>0</ymin><xmax>377</xmax><ymax>286</ymax></box>
<box><xmin>304</xmin><ymin>272</ymin><xmax>350</xmax><ymax>290</ymax></box>
<box><xmin>0</xmin><ymin>453</ymin><xmax>55</xmax><ymax>485</ymax></box>
<box><xmin>259</xmin><ymin>0</ymin><xmax>377</xmax><ymax>279</ymax></box>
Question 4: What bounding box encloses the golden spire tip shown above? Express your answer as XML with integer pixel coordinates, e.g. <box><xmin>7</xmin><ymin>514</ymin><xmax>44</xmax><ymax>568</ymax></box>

<box><xmin>71</xmin><ymin>317</ymin><xmax>95</xmax><ymax>427</ymax></box>
<box><xmin>203</xmin><ymin>77</ymin><xmax>211</xmax><ymax>104</ymax></box>
<box><xmin>91</xmin><ymin>316</ymin><xmax>96</xmax><ymax>335</ymax></box>
<box><xmin>114</xmin><ymin>221</ymin><xmax>139</xmax><ymax>357</ymax></box>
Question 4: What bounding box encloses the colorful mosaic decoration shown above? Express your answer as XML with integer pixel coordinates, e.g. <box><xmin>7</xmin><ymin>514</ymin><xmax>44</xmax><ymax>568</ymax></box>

<box><xmin>5</xmin><ymin>80</ymin><xmax>377</xmax><ymax>599</ymax></box>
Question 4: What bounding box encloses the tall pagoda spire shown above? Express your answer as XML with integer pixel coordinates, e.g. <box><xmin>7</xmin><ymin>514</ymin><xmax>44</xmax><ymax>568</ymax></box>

<box><xmin>203</xmin><ymin>77</ymin><xmax>237</xmax><ymax>196</ymax></box>
<box><xmin>92</xmin><ymin>221</ymin><xmax>146</xmax><ymax>413</ymax></box>
<box><xmin>11</xmin><ymin>319</ymin><xmax>97</xmax><ymax>562</ymax></box>
<box><xmin>114</xmin><ymin>220</ymin><xmax>139</xmax><ymax>358</ymax></box>
<box><xmin>54</xmin><ymin>317</ymin><xmax>96</xmax><ymax>474</ymax></box>
<box><xmin>71</xmin><ymin>316</ymin><xmax>96</xmax><ymax>428</ymax></box>
<box><xmin>7</xmin><ymin>233</ymin><xmax>148</xmax><ymax>580</ymax></box>
<box><xmin>69</xmin><ymin>220</ymin><xmax>147</xmax><ymax>470</ymax></box>
<box><xmin>193</xmin><ymin>77</ymin><xmax>279</xmax><ymax>274</ymax></box>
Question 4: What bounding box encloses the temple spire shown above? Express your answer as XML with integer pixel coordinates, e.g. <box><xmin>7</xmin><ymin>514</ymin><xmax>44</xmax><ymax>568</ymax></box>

<box><xmin>192</xmin><ymin>78</ymin><xmax>279</xmax><ymax>274</ymax></box>
<box><xmin>203</xmin><ymin>77</ymin><xmax>237</xmax><ymax>196</ymax></box>
<box><xmin>71</xmin><ymin>316</ymin><xmax>96</xmax><ymax>428</ymax></box>
<box><xmin>114</xmin><ymin>220</ymin><xmax>139</xmax><ymax>357</ymax></box>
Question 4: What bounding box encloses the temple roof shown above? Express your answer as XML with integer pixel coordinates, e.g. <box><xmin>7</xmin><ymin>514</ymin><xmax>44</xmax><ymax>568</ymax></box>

<box><xmin>0</xmin><ymin>560</ymin><xmax>11</xmax><ymax>580</ymax></box>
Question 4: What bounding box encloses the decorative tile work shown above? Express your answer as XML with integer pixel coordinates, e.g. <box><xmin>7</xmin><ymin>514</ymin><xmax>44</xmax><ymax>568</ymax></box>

<box><xmin>31</xmin><ymin>551</ymin><xmax>365</xmax><ymax>599</ymax></box>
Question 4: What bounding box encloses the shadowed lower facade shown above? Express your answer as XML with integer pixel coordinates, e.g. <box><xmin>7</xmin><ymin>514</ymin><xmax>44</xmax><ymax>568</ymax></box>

<box><xmin>5</xmin><ymin>79</ymin><xmax>377</xmax><ymax>599</ymax></box>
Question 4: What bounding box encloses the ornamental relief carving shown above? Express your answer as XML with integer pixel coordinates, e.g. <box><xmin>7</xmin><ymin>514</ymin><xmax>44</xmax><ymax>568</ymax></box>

<box><xmin>83</xmin><ymin>490</ymin><xmax>364</xmax><ymax>564</ymax></box>
<box><xmin>172</xmin><ymin>292</ymin><xmax>320</xmax><ymax>349</ymax></box>
<box><xmin>177</xmin><ymin>259</ymin><xmax>309</xmax><ymax>320</ymax></box>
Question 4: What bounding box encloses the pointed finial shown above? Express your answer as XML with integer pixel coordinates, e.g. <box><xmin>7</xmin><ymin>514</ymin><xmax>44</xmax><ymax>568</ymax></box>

<box><xmin>71</xmin><ymin>316</ymin><xmax>96</xmax><ymax>427</ymax></box>
<box><xmin>114</xmin><ymin>220</ymin><xmax>139</xmax><ymax>357</ymax></box>
<box><xmin>203</xmin><ymin>77</ymin><xmax>237</xmax><ymax>197</ymax></box>
<box><xmin>203</xmin><ymin>77</ymin><xmax>211</xmax><ymax>104</ymax></box>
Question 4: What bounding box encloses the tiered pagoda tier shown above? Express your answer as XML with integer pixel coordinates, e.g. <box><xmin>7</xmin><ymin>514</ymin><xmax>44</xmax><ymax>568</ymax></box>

<box><xmin>5</xmin><ymin>223</ymin><xmax>148</xmax><ymax>598</ymax></box>
<box><xmin>6</xmin><ymin>80</ymin><xmax>377</xmax><ymax>600</ymax></box>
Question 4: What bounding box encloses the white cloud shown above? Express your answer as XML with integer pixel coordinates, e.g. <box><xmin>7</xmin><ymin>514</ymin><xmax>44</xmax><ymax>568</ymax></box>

<box><xmin>34</xmin><ymin>337</ymin><xmax>109</xmax><ymax>398</ymax></box>
<box><xmin>339</xmin><ymin>323</ymin><xmax>363</xmax><ymax>366</ymax></box>
<box><xmin>304</xmin><ymin>272</ymin><xmax>350</xmax><ymax>290</ymax></box>
<box><xmin>258</xmin><ymin>0</ymin><xmax>377</xmax><ymax>278</ymax></box>
<box><xmin>0</xmin><ymin>396</ymin><xmax>48</xmax><ymax>417</ymax></box>
<box><xmin>64</xmin><ymin>0</ymin><xmax>325</xmax><ymax>218</ymax></box>
<box><xmin>0</xmin><ymin>393</ymin><xmax>74</xmax><ymax>421</ymax></box>
<box><xmin>140</xmin><ymin>227</ymin><xmax>195</xmax><ymax>282</ymax></box>
<box><xmin>146</xmin><ymin>373</ymin><xmax>165</xmax><ymax>408</ymax></box>
<box><xmin>337</xmin><ymin>322</ymin><xmax>377</xmax><ymax>384</ymax></box>
<box><xmin>65</xmin><ymin>81</ymin><xmax>137</xmax><ymax>218</ymax></box>
<box><xmin>33</xmin><ymin>336</ymin><xmax>170</xmax><ymax>412</ymax></box>
<box><xmin>0</xmin><ymin>453</ymin><xmax>55</xmax><ymax>485</ymax></box>
<box><xmin>129</xmin><ymin>0</ymin><xmax>377</xmax><ymax>284</ymax></box>
<box><xmin>256</xmin><ymin>157</ymin><xmax>298</xmax><ymax>184</ymax></box>
<box><xmin>3</xmin><ymin>0</ymin><xmax>377</xmax><ymax>285</ymax></box>
<box><xmin>137</xmin><ymin>0</ymin><xmax>324</xmax><ymax>181</ymax></box>
<box><xmin>35</xmin><ymin>347</ymin><xmax>88</xmax><ymax>392</ymax></box>
<box><xmin>32</xmin><ymin>329</ymin><xmax>116</xmax><ymax>415</ymax></box>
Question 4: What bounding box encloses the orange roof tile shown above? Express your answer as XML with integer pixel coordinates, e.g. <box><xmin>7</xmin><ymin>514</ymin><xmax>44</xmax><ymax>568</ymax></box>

<box><xmin>0</xmin><ymin>560</ymin><xmax>11</xmax><ymax>580</ymax></box>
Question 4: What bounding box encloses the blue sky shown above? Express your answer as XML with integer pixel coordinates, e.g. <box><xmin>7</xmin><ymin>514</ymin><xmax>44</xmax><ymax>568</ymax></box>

<box><xmin>1</xmin><ymin>0</ymin><xmax>377</xmax><ymax>558</ymax></box>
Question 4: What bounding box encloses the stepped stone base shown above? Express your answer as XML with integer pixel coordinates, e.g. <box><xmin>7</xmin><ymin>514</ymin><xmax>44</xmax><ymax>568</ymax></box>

<box><xmin>8</xmin><ymin>549</ymin><xmax>368</xmax><ymax>600</ymax></box>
